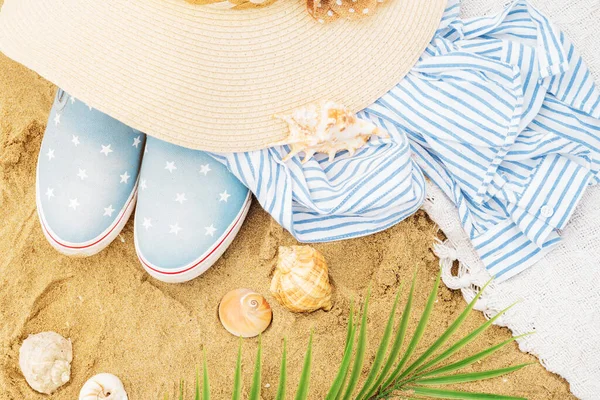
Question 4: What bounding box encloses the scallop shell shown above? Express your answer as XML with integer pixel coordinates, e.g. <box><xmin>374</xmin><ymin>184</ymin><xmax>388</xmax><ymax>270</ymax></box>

<box><xmin>270</xmin><ymin>246</ymin><xmax>333</xmax><ymax>313</ymax></box>
<box><xmin>272</xmin><ymin>101</ymin><xmax>388</xmax><ymax>164</ymax></box>
<box><xmin>219</xmin><ymin>288</ymin><xmax>273</xmax><ymax>338</ymax></box>
<box><xmin>79</xmin><ymin>373</ymin><xmax>128</xmax><ymax>400</ymax></box>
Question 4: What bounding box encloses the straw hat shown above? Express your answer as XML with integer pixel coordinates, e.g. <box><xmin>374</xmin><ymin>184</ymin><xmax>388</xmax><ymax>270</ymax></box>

<box><xmin>0</xmin><ymin>0</ymin><xmax>446</xmax><ymax>152</ymax></box>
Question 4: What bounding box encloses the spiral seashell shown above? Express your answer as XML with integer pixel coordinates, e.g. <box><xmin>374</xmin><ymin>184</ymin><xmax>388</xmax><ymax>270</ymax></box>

<box><xmin>270</xmin><ymin>246</ymin><xmax>333</xmax><ymax>313</ymax></box>
<box><xmin>79</xmin><ymin>373</ymin><xmax>128</xmax><ymax>400</ymax></box>
<box><xmin>218</xmin><ymin>288</ymin><xmax>273</xmax><ymax>338</ymax></box>
<box><xmin>272</xmin><ymin>101</ymin><xmax>388</xmax><ymax>164</ymax></box>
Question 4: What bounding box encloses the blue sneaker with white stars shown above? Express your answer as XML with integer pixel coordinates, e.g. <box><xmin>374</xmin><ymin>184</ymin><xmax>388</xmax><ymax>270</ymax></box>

<box><xmin>134</xmin><ymin>137</ymin><xmax>251</xmax><ymax>283</ymax></box>
<box><xmin>36</xmin><ymin>89</ymin><xmax>145</xmax><ymax>256</ymax></box>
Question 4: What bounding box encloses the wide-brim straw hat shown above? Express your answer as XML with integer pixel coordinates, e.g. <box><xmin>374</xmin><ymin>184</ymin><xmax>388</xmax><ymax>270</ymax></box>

<box><xmin>0</xmin><ymin>0</ymin><xmax>446</xmax><ymax>152</ymax></box>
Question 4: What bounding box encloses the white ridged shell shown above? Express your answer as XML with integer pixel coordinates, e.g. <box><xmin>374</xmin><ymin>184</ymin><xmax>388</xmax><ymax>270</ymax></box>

<box><xmin>19</xmin><ymin>331</ymin><xmax>72</xmax><ymax>394</ymax></box>
<box><xmin>79</xmin><ymin>373</ymin><xmax>128</xmax><ymax>400</ymax></box>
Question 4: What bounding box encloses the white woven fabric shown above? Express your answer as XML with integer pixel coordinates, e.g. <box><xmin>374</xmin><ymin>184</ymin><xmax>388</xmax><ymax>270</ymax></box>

<box><xmin>421</xmin><ymin>2</ymin><xmax>600</xmax><ymax>398</ymax></box>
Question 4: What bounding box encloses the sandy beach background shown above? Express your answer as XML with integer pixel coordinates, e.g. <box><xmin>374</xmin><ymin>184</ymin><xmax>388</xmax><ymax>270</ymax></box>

<box><xmin>0</xmin><ymin>52</ymin><xmax>578</xmax><ymax>399</ymax></box>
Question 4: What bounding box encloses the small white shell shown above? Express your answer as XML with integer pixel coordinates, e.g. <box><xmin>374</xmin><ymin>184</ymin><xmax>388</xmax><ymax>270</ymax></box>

<box><xmin>79</xmin><ymin>373</ymin><xmax>128</xmax><ymax>400</ymax></box>
<box><xmin>19</xmin><ymin>331</ymin><xmax>72</xmax><ymax>394</ymax></box>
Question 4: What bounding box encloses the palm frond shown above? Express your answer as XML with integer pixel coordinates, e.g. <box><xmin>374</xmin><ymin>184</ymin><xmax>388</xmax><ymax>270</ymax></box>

<box><xmin>167</xmin><ymin>268</ymin><xmax>532</xmax><ymax>400</ymax></box>
<box><xmin>249</xmin><ymin>335</ymin><xmax>262</xmax><ymax>400</ymax></box>
<box><xmin>325</xmin><ymin>300</ymin><xmax>356</xmax><ymax>400</ymax></box>
<box><xmin>232</xmin><ymin>338</ymin><xmax>243</xmax><ymax>400</ymax></box>
<box><xmin>341</xmin><ymin>288</ymin><xmax>371</xmax><ymax>400</ymax></box>
<box><xmin>294</xmin><ymin>332</ymin><xmax>313</xmax><ymax>400</ymax></box>
<box><xmin>275</xmin><ymin>338</ymin><xmax>287</xmax><ymax>400</ymax></box>
<box><xmin>202</xmin><ymin>349</ymin><xmax>210</xmax><ymax>400</ymax></box>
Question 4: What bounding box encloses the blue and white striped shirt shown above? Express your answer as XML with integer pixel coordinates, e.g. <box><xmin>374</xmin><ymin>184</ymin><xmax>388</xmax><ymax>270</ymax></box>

<box><xmin>213</xmin><ymin>0</ymin><xmax>600</xmax><ymax>282</ymax></box>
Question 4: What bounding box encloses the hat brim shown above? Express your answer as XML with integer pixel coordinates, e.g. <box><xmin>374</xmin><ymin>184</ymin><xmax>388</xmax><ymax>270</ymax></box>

<box><xmin>0</xmin><ymin>0</ymin><xmax>446</xmax><ymax>152</ymax></box>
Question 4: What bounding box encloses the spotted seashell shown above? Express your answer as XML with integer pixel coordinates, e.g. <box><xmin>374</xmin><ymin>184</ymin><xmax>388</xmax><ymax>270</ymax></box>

<box><xmin>329</xmin><ymin>0</ymin><xmax>378</xmax><ymax>19</ymax></box>
<box><xmin>79</xmin><ymin>373</ymin><xmax>128</xmax><ymax>400</ymax></box>
<box><xmin>272</xmin><ymin>101</ymin><xmax>388</xmax><ymax>163</ymax></box>
<box><xmin>307</xmin><ymin>0</ymin><xmax>383</xmax><ymax>23</ymax></box>
<box><xmin>219</xmin><ymin>288</ymin><xmax>273</xmax><ymax>338</ymax></box>
<box><xmin>270</xmin><ymin>246</ymin><xmax>333</xmax><ymax>313</ymax></box>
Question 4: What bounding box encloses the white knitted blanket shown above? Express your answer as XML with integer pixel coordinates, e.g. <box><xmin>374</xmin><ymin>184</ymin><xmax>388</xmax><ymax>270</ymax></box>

<box><xmin>422</xmin><ymin>1</ymin><xmax>600</xmax><ymax>399</ymax></box>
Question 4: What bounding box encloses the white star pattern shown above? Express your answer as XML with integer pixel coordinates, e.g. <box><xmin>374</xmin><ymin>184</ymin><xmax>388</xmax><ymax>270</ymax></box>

<box><xmin>100</xmin><ymin>144</ymin><xmax>113</xmax><ymax>156</ymax></box>
<box><xmin>140</xmin><ymin>179</ymin><xmax>148</xmax><ymax>190</ymax></box>
<box><xmin>205</xmin><ymin>224</ymin><xmax>217</xmax><ymax>237</ymax></box>
<box><xmin>165</xmin><ymin>161</ymin><xmax>177</xmax><ymax>173</ymax></box>
<box><xmin>120</xmin><ymin>171</ymin><xmax>130</xmax><ymax>184</ymax></box>
<box><xmin>142</xmin><ymin>217</ymin><xmax>153</xmax><ymax>231</ymax></box>
<box><xmin>54</xmin><ymin>113</ymin><xmax>61</xmax><ymax>126</ymax></box>
<box><xmin>132</xmin><ymin>136</ymin><xmax>141</xmax><ymax>148</ymax></box>
<box><xmin>71</xmin><ymin>135</ymin><xmax>80</xmax><ymax>146</ymax></box>
<box><xmin>86</xmin><ymin>103</ymin><xmax>93</xmax><ymax>111</ymax></box>
<box><xmin>70</xmin><ymin>95</ymin><xmax>76</xmax><ymax>104</ymax></box>
<box><xmin>199</xmin><ymin>164</ymin><xmax>211</xmax><ymax>176</ymax></box>
<box><xmin>69</xmin><ymin>198</ymin><xmax>80</xmax><ymax>210</ymax></box>
<box><xmin>169</xmin><ymin>223</ymin><xmax>182</xmax><ymax>235</ymax></box>
<box><xmin>77</xmin><ymin>168</ymin><xmax>88</xmax><ymax>180</ymax></box>
<box><xmin>45</xmin><ymin>187</ymin><xmax>55</xmax><ymax>200</ymax></box>
<box><xmin>174</xmin><ymin>193</ymin><xmax>188</xmax><ymax>204</ymax></box>
<box><xmin>103</xmin><ymin>205</ymin><xmax>115</xmax><ymax>217</ymax></box>
<box><xmin>46</xmin><ymin>148</ymin><xmax>55</xmax><ymax>161</ymax></box>
<box><xmin>219</xmin><ymin>191</ymin><xmax>231</xmax><ymax>202</ymax></box>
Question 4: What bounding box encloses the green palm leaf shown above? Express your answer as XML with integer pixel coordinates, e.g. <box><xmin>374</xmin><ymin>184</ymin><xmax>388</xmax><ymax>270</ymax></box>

<box><xmin>416</xmin><ymin>334</ymin><xmax>532</xmax><ymax>380</ymax></box>
<box><xmin>202</xmin><ymin>349</ymin><xmax>210</xmax><ymax>400</ymax></box>
<box><xmin>232</xmin><ymin>339</ymin><xmax>243</xmax><ymax>400</ymax></box>
<box><xmin>356</xmin><ymin>285</ymin><xmax>403</xmax><ymax>400</ymax></box>
<box><xmin>405</xmin><ymin>386</ymin><xmax>527</xmax><ymax>399</ymax></box>
<box><xmin>397</xmin><ymin>279</ymin><xmax>493</xmax><ymax>381</ymax></box>
<box><xmin>275</xmin><ymin>338</ymin><xmax>287</xmax><ymax>400</ymax></box>
<box><xmin>341</xmin><ymin>288</ymin><xmax>371</xmax><ymax>400</ymax></box>
<box><xmin>294</xmin><ymin>332</ymin><xmax>313</xmax><ymax>400</ymax></box>
<box><xmin>413</xmin><ymin>363</ymin><xmax>531</xmax><ymax>385</ymax></box>
<box><xmin>362</xmin><ymin>270</ymin><xmax>417</xmax><ymax>399</ymax></box>
<box><xmin>381</xmin><ymin>270</ymin><xmax>441</xmax><ymax>390</ymax></box>
<box><xmin>325</xmin><ymin>301</ymin><xmax>357</xmax><ymax>400</ymax></box>
<box><xmin>414</xmin><ymin>303</ymin><xmax>519</xmax><ymax>377</ymax></box>
<box><xmin>250</xmin><ymin>335</ymin><xmax>262</xmax><ymax>400</ymax></box>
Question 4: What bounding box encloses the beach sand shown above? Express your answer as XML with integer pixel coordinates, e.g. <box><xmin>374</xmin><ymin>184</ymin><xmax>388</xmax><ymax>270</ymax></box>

<box><xmin>0</xmin><ymin>54</ymin><xmax>576</xmax><ymax>399</ymax></box>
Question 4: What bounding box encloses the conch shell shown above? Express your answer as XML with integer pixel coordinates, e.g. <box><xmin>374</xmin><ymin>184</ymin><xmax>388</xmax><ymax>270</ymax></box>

<box><xmin>79</xmin><ymin>373</ymin><xmax>128</xmax><ymax>400</ymax></box>
<box><xmin>272</xmin><ymin>101</ymin><xmax>388</xmax><ymax>163</ymax></box>
<box><xmin>19</xmin><ymin>331</ymin><xmax>72</xmax><ymax>394</ymax></box>
<box><xmin>219</xmin><ymin>288</ymin><xmax>273</xmax><ymax>338</ymax></box>
<box><xmin>270</xmin><ymin>246</ymin><xmax>333</xmax><ymax>313</ymax></box>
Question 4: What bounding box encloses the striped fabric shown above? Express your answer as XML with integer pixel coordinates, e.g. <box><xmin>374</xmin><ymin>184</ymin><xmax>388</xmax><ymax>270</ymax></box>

<box><xmin>212</xmin><ymin>0</ymin><xmax>600</xmax><ymax>282</ymax></box>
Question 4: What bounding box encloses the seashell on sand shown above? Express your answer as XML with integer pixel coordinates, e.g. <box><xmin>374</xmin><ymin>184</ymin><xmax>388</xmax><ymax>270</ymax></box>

<box><xmin>219</xmin><ymin>288</ymin><xmax>273</xmax><ymax>338</ymax></box>
<box><xmin>272</xmin><ymin>101</ymin><xmax>388</xmax><ymax>163</ymax></box>
<box><xmin>79</xmin><ymin>373</ymin><xmax>128</xmax><ymax>400</ymax></box>
<box><xmin>270</xmin><ymin>246</ymin><xmax>333</xmax><ymax>313</ymax></box>
<box><xmin>19</xmin><ymin>331</ymin><xmax>72</xmax><ymax>394</ymax></box>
